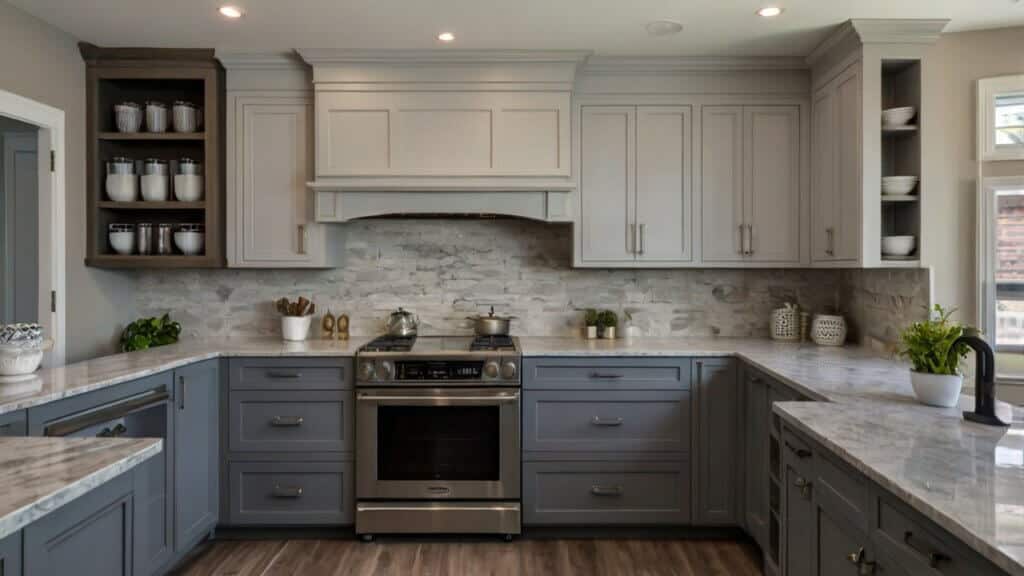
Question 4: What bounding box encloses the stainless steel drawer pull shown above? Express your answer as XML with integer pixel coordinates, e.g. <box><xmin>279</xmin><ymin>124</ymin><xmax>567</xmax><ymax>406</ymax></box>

<box><xmin>785</xmin><ymin>441</ymin><xmax>812</xmax><ymax>459</ymax></box>
<box><xmin>427</xmin><ymin>486</ymin><xmax>452</xmax><ymax>495</ymax></box>
<box><xmin>590</xmin><ymin>485</ymin><xmax>624</xmax><ymax>497</ymax></box>
<box><xmin>588</xmin><ymin>372</ymin><xmax>623</xmax><ymax>380</ymax></box>
<box><xmin>270</xmin><ymin>416</ymin><xmax>304</xmax><ymax>427</ymax></box>
<box><xmin>591</xmin><ymin>416</ymin><xmax>624</xmax><ymax>427</ymax></box>
<box><xmin>267</xmin><ymin>371</ymin><xmax>302</xmax><ymax>379</ymax></box>
<box><xmin>903</xmin><ymin>531</ymin><xmax>950</xmax><ymax>568</ymax></box>
<box><xmin>794</xmin><ymin>476</ymin><xmax>812</xmax><ymax>499</ymax></box>
<box><xmin>847</xmin><ymin>547</ymin><xmax>876</xmax><ymax>574</ymax></box>
<box><xmin>272</xmin><ymin>485</ymin><xmax>303</xmax><ymax>498</ymax></box>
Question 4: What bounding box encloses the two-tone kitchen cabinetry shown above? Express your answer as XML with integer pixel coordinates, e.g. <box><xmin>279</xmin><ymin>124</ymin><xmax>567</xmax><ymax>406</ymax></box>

<box><xmin>576</xmin><ymin>106</ymin><xmax>693</xmax><ymax>267</ymax></box>
<box><xmin>779</xmin><ymin>424</ymin><xmax>1007</xmax><ymax>576</ymax></box>
<box><xmin>521</xmin><ymin>357</ymin><xmax>692</xmax><ymax>525</ymax></box>
<box><xmin>220</xmin><ymin>52</ymin><xmax>342</xmax><ymax>268</ymax></box>
<box><xmin>701</xmin><ymin>105</ymin><xmax>802</xmax><ymax>265</ymax></box>
<box><xmin>222</xmin><ymin>358</ymin><xmax>354</xmax><ymax>526</ymax></box>
<box><xmin>173</xmin><ymin>360</ymin><xmax>221</xmax><ymax>551</ymax></box>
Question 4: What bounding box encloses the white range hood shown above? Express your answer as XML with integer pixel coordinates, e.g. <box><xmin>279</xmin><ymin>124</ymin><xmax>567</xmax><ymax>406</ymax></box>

<box><xmin>297</xmin><ymin>49</ymin><xmax>589</xmax><ymax>222</ymax></box>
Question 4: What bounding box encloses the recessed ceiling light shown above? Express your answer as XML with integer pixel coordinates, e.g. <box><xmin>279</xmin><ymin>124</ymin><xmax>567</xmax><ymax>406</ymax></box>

<box><xmin>437</xmin><ymin>32</ymin><xmax>455</xmax><ymax>43</ymax></box>
<box><xmin>218</xmin><ymin>5</ymin><xmax>244</xmax><ymax>18</ymax></box>
<box><xmin>757</xmin><ymin>6</ymin><xmax>784</xmax><ymax>17</ymax></box>
<box><xmin>646</xmin><ymin>20</ymin><xmax>683</xmax><ymax>37</ymax></box>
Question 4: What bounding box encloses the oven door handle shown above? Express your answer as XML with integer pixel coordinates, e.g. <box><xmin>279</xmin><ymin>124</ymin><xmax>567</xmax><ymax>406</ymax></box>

<box><xmin>357</xmin><ymin>393</ymin><xmax>519</xmax><ymax>404</ymax></box>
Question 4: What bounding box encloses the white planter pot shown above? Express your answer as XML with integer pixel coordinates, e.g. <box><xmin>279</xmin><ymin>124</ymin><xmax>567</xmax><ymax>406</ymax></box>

<box><xmin>910</xmin><ymin>371</ymin><xmax>963</xmax><ymax>408</ymax></box>
<box><xmin>281</xmin><ymin>316</ymin><xmax>311</xmax><ymax>342</ymax></box>
<box><xmin>585</xmin><ymin>326</ymin><xmax>598</xmax><ymax>339</ymax></box>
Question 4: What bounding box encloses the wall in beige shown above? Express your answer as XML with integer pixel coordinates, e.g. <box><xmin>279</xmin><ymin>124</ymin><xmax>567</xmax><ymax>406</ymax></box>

<box><xmin>0</xmin><ymin>1</ymin><xmax>137</xmax><ymax>361</ymax></box>
<box><xmin>923</xmin><ymin>25</ymin><xmax>1024</xmax><ymax>325</ymax></box>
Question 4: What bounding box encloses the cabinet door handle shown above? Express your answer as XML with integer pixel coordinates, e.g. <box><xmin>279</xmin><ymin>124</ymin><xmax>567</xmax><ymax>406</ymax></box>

<box><xmin>270</xmin><ymin>416</ymin><xmax>304</xmax><ymax>427</ymax></box>
<box><xmin>591</xmin><ymin>416</ymin><xmax>624</xmax><ymax>427</ymax></box>
<box><xmin>267</xmin><ymin>371</ymin><xmax>301</xmax><ymax>379</ymax></box>
<box><xmin>178</xmin><ymin>376</ymin><xmax>185</xmax><ymax>411</ymax></box>
<box><xmin>746</xmin><ymin>224</ymin><xmax>754</xmax><ymax>255</ymax></box>
<box><xmin>903</xmin><ymin>531</ymin><xmax>950</xmax><ymax>568</ymax></box>
<box><xmin>588</xmin><ymin>372</ymin><xmax>623</xmax><ymax>380</ymax></box>
<box><xmin>298</xmin><ymin>224</ymin><xmax>308</xmax><ymax>255</ymax></box>
<box><xmin>272</xmin><ymin>484</ymin><xmax>303</xmax><ymax>499</ymax></box>
<box><xmin>590</xmin><ymin>485</ymin><xmax>623</xmax><ymax>497</ymax></box>
<box><xmin>847</xmin><ymin>547</ymin><xmax>876</xmax><ymax>574</ymax></box>
<box><xmin>826</xmin><ymin>227</ymin><xmax>835</xmax><ymax>256</ymax></box>
<box><xmin>639</xmin><ymin>223</ymin><xmax>645</xmax><ymax>255</ymax></box>
<box><xmin>737</xmin><ymin>224</ymin><xmax>745</xmax><ymax>255</ymax></box>
<box><xmin>794</xmin><ymin>476</ymin><xmax>813</xmax><ymax>499</ymax></box>
<box><xmin>629</xmin><ymin>223</ymin><xmax>637</xmax><ymax>255</ymax></box>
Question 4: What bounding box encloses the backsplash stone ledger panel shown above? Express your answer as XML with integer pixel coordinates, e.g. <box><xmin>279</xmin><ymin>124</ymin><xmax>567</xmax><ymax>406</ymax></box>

<box><xmin>138</xmin><ymin>219</ymin><xmax>849</xmax><ymax>341</ymax></box>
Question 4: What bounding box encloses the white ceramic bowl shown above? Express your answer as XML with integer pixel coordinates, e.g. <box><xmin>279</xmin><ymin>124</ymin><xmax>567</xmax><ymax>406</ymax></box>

<box><xmin>105</xmin><ymin>174</ymin><xmax>138</xmax><ymax>202</ymax></box>
<box><xmin>882</xmin><ymin>106</ymin><xmax>916</xmax><ymax>127</ymax></box>
<box><xmin>140</xmin><ymin>174</ymin><xmax>169</xmax><ymax>202</ymax></box>
<box><xmin>109</xmin><ymin>231</ymin><xmax>135</xmax><ymax>255</ymax></box>
<box><xmin>881</xmin><ymin>176</ymin><xmax>918</xmax><ymax>196</ymax></box>
<box><xmin>174</xmin><ymin>231</ymin><xmax>204</xmax><ymax>256</ymax></box>
<box><xmin>0</xmin><ymin>339</ymin><xmax>52</xmax><ymax>378</ymax></box>
<box><xmin>910</xmin><ymin>371</ymin><xmax>963</xmax><ymax>408</ymax></box>
<box><xmin>174</xmin><ymin>174</ymin><xmax>204</xmax><ymax>202</ymax></box>
<box><xmin>881</xmin><ymin>235</ymin><xmax>916</xmax><ymax>256</ymax></box>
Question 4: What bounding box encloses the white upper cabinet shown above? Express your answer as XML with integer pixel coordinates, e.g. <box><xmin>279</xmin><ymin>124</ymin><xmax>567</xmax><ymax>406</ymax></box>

<box><xmin>576</xmin><ymin>104</ymin><xmax>692</xmax><ymax>267</ymax></box>
<box><xmin>702</xmin><ymin>105</ymin><xmax>801</xmax><ymax>265</ymax></box>
<box><xmin>701</xmin><ymin>106</ymin><xmax>745</xmax><ymax>262</ymax></box>
<box><xmin>316</xmin><ymin>91</ymin><xmax>571</xmax><ymax>178</ymax></box>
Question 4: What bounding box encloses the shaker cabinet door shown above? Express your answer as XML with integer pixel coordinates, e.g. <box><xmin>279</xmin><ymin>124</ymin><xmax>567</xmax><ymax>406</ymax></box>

<box><xmin>636</xmin><ymin>106</ymin><xmax>692</xmax><ymax>263</ymax></box>
<box><xmin>701</xmin><ymin>106</ymin><xmax>746</xmax><ymax>262</ymax></box>
<box><xmin>173</xmin><ymin>360</ymin><xmax>219</xmax><ymax>552</ymax></box>
<box><xmin>834</xmin><ymin>65</ymin><xmax>862</xmax><ymax>262</ymax></box>
<box><xmin>692</xmin><ymin>359</ymin><xmax>739</xmax><ymax>525</ymax></box>
<box><xmin>579</xmin><ymin>106</ymin><xmax>636</xmax><ymax>264</ymax></box>
<box><xmin>744</xmin><ymin>106</ymin><xmax>801</xmax><ymax>264</ymax></box>
<box><xmin>231</xmin><ymin>97</ymin><xmax>316</xmax><ymax>266</ymax></box>
<box><xmin>811</xmin><ymin>85</ymin><xmax>837</xmax><ymax>263</ymax></box>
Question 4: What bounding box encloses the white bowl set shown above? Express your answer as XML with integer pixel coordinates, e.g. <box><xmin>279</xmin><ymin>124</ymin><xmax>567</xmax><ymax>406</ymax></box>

<box><xmin>108</xmin><ymin>222</ymin><xmax>204</xmax><ymax>256</ymax></box>
<box><xmin>879</xmin><ymin>106</ymin><xmax>918</xmax><ymax>258</ymax></box>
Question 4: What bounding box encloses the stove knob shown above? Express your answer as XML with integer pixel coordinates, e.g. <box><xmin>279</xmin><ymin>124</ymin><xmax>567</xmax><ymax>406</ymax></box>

<box><xmin>483</xmin><ymin>360</ymin><xmax>500</xmax><ymax>379</ymax></box>
<box><xmin>378</xmin><ymin>361</ymin><xmax>395</xmax><ymax>381</ymax></box>
<box><xmin>359</xmin><ymin>360</ymin><xmax>376</xmax><ymax>381</ymax></box>
<box><xmin>501</xmin><ymin>361</ymin><xmax>518</xmax><ymax>381</ymax></box>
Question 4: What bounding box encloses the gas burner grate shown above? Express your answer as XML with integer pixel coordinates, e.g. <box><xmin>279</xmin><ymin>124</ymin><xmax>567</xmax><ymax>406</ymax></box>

<box><xmin>470</xmin><ymin>335</ymin><xmax>516</xmax><ymax>352</ymax></box>
<box><xmin>361</xmin><ymin>335</ymin><xmax>417</xmax><ymax>353</ymax></box>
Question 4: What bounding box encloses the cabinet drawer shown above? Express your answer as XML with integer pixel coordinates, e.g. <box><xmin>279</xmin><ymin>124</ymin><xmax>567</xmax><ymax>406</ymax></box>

<box><xmin>524</xmin><ymin>390</ymin><xmax>689</xmax><ymax>454</ymax></box>
<box><xmin>228</xmin><ymin>461</ymin><xmax>353</xmax><ymax>525</ymax></box>
<box><xmin>229</xmin><ymin>358</ymin><xmax>351</xmax><ymax>391</ymax></box>
<box><xmin>229</xmin><ymin>391</ymin><xmax>353</xmax><ymax>453</ymax></box>
<box><xmin>523</xmin><ymin>460</ymin><xmax>689</xmax><ymax>525</ymax></box>
<box><xmin>0</xmin><ymin>409</ymin><xmax>26</xmax><ymax>437</ymax></box>
<box><xmin>873</xmin><ymin>495</ymin><xmax>1003</xmax><ymax>576</ymax></box>
<box><xmin>813</xmin><ymin>447</ymin><xmax>869</xmax><ymax>535</ymax></box>
<box><xmin>523</xmin><ymin>358</ymin><xmax>691</xmax><ymax>390</ymax></box>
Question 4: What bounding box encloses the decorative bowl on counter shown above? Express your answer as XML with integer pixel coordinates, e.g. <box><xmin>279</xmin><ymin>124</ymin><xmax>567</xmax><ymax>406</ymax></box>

<box><xmin>0</xmin><ymin>323</ymin><xmax>52</xmax><ymax>380</ymax></box>
<box><xmin>811</xmin><ymin>314</ymin><xmax>847</xmax><ymax>346</ymax></box>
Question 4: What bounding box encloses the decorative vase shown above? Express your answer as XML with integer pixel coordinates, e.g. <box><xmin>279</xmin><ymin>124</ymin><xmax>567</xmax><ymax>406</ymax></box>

<box><xmin>770</xmin><ymin>304</ymin><xmax>799</xmax><ymax>341</ymax></box>
<box><xmin>281</xmin><ymin>316</ymin><xmax>311</xmax><ymax>342</ymax></box>
<box><xmin>811</xmin><ymin>314</ymin><xmax>847</xmax><ymax>346</ymax></box>
<box><xmin>602</xmin><ymin>326</ymin><xmax>616</xmax><ymax>340</ymax></box>
<box><xmin>910</xmin><ymin>371</ymin><xmax>963</xmax><ymax>408</ymax></box>
<box><xmin>585</xmin><ymin>325</ymin><xmax>598</xmax><ymax>339</ymax></box>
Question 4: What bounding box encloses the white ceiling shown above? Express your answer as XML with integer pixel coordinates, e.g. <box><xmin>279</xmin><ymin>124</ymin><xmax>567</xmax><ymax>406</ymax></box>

<box><xmin>10</xmin><ymin>0</ymin><xmax>1024</xmax><ymax>56</ymax></box>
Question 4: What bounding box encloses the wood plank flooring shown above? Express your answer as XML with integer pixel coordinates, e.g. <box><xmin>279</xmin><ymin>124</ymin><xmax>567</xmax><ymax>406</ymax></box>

<box><xmin>172</xmin><ymin>538</ymin><xmax>763</xmax><ymax>576</ymax></box>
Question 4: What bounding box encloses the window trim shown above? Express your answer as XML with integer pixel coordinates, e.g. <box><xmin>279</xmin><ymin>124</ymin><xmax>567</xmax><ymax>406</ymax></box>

<box><xmin>978</xmin><ymin>75</ymin><xmax>1024</xmax><ymax>162</ymax></box>
<box><xmin>978</xmin><ymin>176</ymin><xmax>1024</xmax><ymax>349</ymax></box>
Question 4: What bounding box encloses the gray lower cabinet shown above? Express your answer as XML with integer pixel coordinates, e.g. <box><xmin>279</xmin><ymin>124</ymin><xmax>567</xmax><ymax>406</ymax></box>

<box><xmin>227</xmin><ymin>461</ymin><xmax>353</xmax><ymax>525</ymax></box>
<box><xmin>229</xmin><ymin>390</ymin><xmax>352</xmax><ymax>453</ymax></box>
<box><xmin>692</xmin><ymin>359</ymin><xmax>739</xmax><ymax>525</ymax></box>
<box><xmin>522</xmin><ymin>460</ymin><xmax>690</xmax><ymax>525</ymax></box>
<box><xmin>0</xmin><ymin>410</ymin><xmax>26</xmax><ymax>437</ymax></box>
<box><xmin>0</xmin><ymin>531</ymin><xmax>21</xmax><ymax>576</ymax></box>
<box><xmin>173</xmin><ymin>360</ymin><xmax>219</xmax><ymax>551</ymax></box>
<box><xmin>744</xmin><ymin>367</ymin><xmax>770</xmax><ymax>548</ymax></box>
<box><xmin>24</xmin><ymin>471</ymin><xmax>134</xmax><ymax>576</ymax></box>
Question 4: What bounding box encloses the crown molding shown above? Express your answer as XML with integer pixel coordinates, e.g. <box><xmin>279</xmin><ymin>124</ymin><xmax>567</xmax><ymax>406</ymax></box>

<box><xmin>215</xmin><ymin>50</ymin><xmax>307</xmax><ymax>70</ymax></box>
<box><xmin>296</xmin><ymin>49</ymin><xmax>592</xmax><ymax>66</ymax></box>
<box><xmin>582</xmin><ymin>55</ymin><xmax>807</xmax><ymax>75</ymax></box>
<box><xmin>806</xmin><ymin>19</ymin><xmax>950</xmax><ymax>66</ymax></box>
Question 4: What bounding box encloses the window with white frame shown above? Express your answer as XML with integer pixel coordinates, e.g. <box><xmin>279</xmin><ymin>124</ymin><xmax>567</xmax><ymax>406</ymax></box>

<box><xmin>980</xmin><ymin>177</ymin><xmax>1024</xmax><ymax>380</ymax></box>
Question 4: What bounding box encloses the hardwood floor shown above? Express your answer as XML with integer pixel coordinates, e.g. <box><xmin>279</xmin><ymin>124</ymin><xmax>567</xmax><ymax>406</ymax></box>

<box><xmin>172</xmin><ymin>537</ymin><xmax>763</xmax><ymax>576</ymax></box>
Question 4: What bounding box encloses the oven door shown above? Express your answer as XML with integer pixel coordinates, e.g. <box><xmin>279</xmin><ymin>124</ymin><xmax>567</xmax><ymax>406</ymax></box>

<box><xmin>357</xmin><ymin>387</ymin><xmax>520</xmax><ymax>500</ymax></box>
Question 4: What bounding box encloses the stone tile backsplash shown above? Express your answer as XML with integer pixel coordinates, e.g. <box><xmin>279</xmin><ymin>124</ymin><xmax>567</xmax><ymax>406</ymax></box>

<box><xmin>840</xmin><ymin>268</ymin><xmax>931</xmax><ymax>351</ymax></box>
<box><xmin>136</xmin><ymin>219</ymin><xmax>856</xmax><ymax>341</ymax></box>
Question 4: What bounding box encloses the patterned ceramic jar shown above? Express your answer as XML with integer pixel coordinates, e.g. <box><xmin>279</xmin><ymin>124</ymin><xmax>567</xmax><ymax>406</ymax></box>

<box><xmin>811</xmin><ymin>314</ymin><xmax>848</xmax><ymax>347</ymax></box>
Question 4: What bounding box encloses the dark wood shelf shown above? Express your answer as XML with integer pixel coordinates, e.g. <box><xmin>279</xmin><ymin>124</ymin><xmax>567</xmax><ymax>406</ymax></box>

<box><xmin>98</xmin><ymin>201</ymin><xmax>206</xmax><ymax>210</ymax></box>
<box><xmin>86</xmin><ymin>254</ymin><xmax>224</xmax><ymax>269</ymax></box>
<box><xmin>98</xmin><ymin>132</ymin><xmax>206</xmax><ymax>141</ymax></box>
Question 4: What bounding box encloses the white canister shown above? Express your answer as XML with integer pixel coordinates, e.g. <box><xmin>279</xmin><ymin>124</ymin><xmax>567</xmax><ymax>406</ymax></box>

<box><xmin>141</xmin><ymin>174</ymin><xmax>169</xmax><ymax>202</ymax></box>
<box><xmin>145</xmin><ymin>101</ymin><xmax>168</xmax><ymax>133</ymax></box>
<box><xmin>105</xmin><ymin>157</ymin><xmax>138</xmax><ymax>202</ymax></box>
<box><xmin>173</xmin><ymin>175</ymin><xmax>204</xmax><ymax>202</ymax></box>
<box><xmin>114</xmin><ymin>102</ymin><xmax>142</xmax><ymax>133</ymax></box>
<box><xmin>281</xmin><ymin>316</ymin><xmax>312</xmax><ymax>342</ymax></box>
<box><xmin>173</xmin><ymin>101</ymin><xmax>200</xmax><ymax>133</ymax></box>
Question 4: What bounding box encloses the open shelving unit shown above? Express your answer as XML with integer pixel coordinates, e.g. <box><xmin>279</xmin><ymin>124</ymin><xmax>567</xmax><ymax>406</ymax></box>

<box><xmin>879</xmin><ymin>59</ymin><xmax>922</xmax><ymax>266</ymax></box>
<box><xmin>81</xmin><ymin>44</ymin><xmax>224</xmax><ymax>268</ymax></box>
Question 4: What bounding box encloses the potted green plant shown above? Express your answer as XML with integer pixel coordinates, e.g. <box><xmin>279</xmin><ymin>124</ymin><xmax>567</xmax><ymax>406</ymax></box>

<box><xmin>583</xmin><ymin>309</ymin><xmax>599</xmax><ymax>339</ymax></box>
<box><xmin>598</xmin><ymin>310</ymin><xmax>618</xmax><ymax>340</ymax></box>
<box><xmin>120</xmin><ymin>313</ymin><xmax>182</xmax><ymax>352</ymax></box>
<box><xmin>899</xmin><ymin>304</ymin><xmax>971</xmax><ymax>407</ymax></box>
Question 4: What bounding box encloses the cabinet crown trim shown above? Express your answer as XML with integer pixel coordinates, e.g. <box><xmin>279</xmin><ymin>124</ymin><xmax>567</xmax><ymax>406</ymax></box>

<box><xmin>582</xmin><ymin>55</ymin><xmax>807</xmax><ymax>75</ymax></box>
<box><xmin>216</xmin><ymin>50</ymin><xmax>308</xmax><ymax>70</ymax></box>
<box><xmin>806</xmin><ymin>18</ymin><xmax>949</xmax><ymax>65</ymax></box>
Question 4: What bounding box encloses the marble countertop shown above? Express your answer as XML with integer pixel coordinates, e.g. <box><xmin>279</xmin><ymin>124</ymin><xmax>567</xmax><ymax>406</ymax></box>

<box><xmin>0</xmin><ymin>437</ymin><xmax>162</xmax><ymax>540</ymax></box>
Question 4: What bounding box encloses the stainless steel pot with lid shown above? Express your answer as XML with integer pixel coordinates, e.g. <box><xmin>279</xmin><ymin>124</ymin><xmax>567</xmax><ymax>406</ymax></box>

<box><xmin>467</xmin><ymin>306</ymin><xmax>516</xmax><ymax>336</ymax></box>
<box><xmin>385</xmin><ymin>307</ymin><xmax>419</xmax><ymax>337</ymax></box>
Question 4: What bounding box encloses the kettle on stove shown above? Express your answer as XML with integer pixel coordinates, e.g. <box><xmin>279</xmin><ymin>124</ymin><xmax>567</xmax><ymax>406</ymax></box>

<box><xmin>385</xmin><ymin>307</ymin><xmax>419</xmax><ymax>337</ymax></box>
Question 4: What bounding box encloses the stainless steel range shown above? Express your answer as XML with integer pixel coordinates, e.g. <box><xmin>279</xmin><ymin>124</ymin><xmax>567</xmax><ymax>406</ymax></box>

<box><xmin>355</xmin><ymin>334</ymin><xmax>521</xmax><ymax>540</ymax></box>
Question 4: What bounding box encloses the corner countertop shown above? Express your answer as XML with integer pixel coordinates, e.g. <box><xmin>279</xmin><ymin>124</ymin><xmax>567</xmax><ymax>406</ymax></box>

<box><xmin>0</xmin><ymin>437</ymin><xmax>162</xmax><ymax>540</ymax></box>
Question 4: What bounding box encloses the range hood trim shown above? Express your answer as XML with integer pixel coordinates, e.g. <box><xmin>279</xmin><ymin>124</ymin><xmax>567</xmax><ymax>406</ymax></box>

<box><xmin>313</xmin><ymin>188</ymin><xmax>574</xmax><ymax>224</ymax></box>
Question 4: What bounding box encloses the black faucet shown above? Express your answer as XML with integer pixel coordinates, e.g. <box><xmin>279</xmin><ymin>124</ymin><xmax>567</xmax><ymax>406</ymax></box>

<box><xmin>954</xmin><ymin>334</ymin><xmax>1009</xmax><ymax>427</ymax></box>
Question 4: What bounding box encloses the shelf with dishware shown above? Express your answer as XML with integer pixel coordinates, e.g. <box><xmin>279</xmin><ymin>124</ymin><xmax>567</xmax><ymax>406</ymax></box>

<box><xmin>81</xmin><ymin>43</ymin><xmax>224</xmax><ymax>269</ymax></box>
<box><xmin>879</xmin><ymin>59</ymin><xmax>922</xmax><ymax>265</ymax></box>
